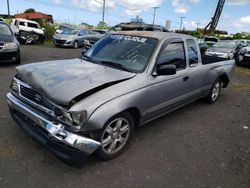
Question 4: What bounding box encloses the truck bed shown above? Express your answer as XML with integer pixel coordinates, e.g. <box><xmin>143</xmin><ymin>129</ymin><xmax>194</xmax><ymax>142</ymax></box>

<box><xmin>201</xmin><ymin>55</ymin><xmax>229</xmax><ymax>65</ymax></box>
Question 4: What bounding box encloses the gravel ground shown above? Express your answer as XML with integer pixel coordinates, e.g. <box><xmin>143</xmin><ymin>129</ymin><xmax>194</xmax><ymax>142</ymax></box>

<box><xmin>0</xmin><ymin>45</ymin><xmax>249</xmax><ymax>188</ymax></box>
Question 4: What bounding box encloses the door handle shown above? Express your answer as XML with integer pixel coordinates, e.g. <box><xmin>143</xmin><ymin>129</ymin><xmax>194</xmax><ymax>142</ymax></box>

<box><xmin>183</xmin><ymin>76</ymin><xmax>189</xmax><ymax>82</ymax></box>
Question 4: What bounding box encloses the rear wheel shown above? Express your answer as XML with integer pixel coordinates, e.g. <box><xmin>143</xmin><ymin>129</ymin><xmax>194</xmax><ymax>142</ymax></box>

<box><xmin>203</xmin><ymin>79</ymin><xmax>222</xmax><ymax>104</ymax></box>
<box><xmin>95</xmin><ymin>112</ymin><xmax>134</xmax><ymax>160</ymax></box>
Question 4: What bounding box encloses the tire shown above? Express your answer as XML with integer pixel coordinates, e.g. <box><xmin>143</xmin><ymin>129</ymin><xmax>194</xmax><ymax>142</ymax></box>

<box><xmin>73</xmin><ymin>41</ymin><xmax>79</xmax><ymax>49</ymax></box>
<box><xmin>95</xmin><ymin>112</ymin><xmax>134</xmax><ymax>160</ymax></box>
<box><xmin>14</xmin><ymin>51</ymin><xmax>21</xmax><ymax>64</ymax></box>
<box><xmin>236</xmin><ymin>55</ymin><xmax>243</xmax><ymax>66</ymax></box>
<box><xmin>203</xmin><ymin>79</ymin><xmax>222</xmax><ymax>104</ymax></box>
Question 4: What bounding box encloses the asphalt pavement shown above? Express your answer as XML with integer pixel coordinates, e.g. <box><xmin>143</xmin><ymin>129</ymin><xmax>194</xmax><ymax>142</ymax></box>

<box><xmin>0</xmin><ymin>45</ymin><xmax>249</xmax><ymax>188</ymax></box>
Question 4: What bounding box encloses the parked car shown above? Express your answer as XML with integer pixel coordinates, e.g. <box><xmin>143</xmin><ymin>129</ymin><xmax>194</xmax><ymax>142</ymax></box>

<box><xmin>53</xmin><ymin>29</ymin><xmax>98</xmax><ymax>48</ymax></box>
<box><xmin>204</xmin><ymin>36</ymin><xmax>218</xmax><ymax>46</ymax></box>
<box><xmin>93</xmin><ymin>29</ymin><xmax>107</xmax><ymax>34</ymax></box>
<box><xmin>205</xmin><ymin>40</ymin><xmax>243</xmax><ymax>59</ymax></box>
<box><xmin>110</xmin><ymin>22</ymin><xmax>168</xmax><ymax>32</ymax></box>
<box><xmin>235</xmin><ymin>39</ymin><xmax>250</xmax><ymax>47</ymax></box>
<box><xmin>197</xmin><ymin>38</ymin><xmax>209</xmax><ymax>54</ymax></box>
<box><xmin>55</xmin><ymin>24</ymin><xmax>72</xmax><ymax>34</ymax></box>
<box><xmin>11</xmin><ymin>18</ymin><xmax>45</xmax><ymax>44</ymax></box>
<box><xmin>7</xmin><ymin>32</ymin><xmax>235</xmax><ymax>166</ymax></box>
<box><xmin>0</xmin><ymin>21</ymin><xmax>20</xmax><ymax>64</ymax></box>
<box><xmin>236</xmin><ymin>42</ymin><xmax>250</xmax><ymax>66</ymax></box>
<box><xmin>83</xmin><ymin>22</ymin><xmax>168</xmax><ymax>49</ymax></box>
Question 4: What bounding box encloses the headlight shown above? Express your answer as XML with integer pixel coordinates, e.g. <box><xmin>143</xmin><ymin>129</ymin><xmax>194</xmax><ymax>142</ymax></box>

<box><xmin>10</xmin><ymin>78</ymin><xmax>18</xmax><ymax>92</ymax></box>
<box><xmin>63</xmin><ymin>111</ymin><xmax>87</xmax><ymax>129</ymax></box>
<box><xmin>4</xmin><ymin>42</ymin><xmax>17</xmax><ymax>50</ymax></box>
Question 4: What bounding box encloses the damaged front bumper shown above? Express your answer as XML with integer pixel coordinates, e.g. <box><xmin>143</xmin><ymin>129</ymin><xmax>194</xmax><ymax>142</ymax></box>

<box><xmin>7</xmin><ymin>92</ymin><xmax>100</xmax><ymax>167</ymax></box>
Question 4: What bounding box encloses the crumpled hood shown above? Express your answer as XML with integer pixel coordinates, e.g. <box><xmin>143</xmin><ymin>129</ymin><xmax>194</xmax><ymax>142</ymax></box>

<box><xmin>207</xmin><ymin>47</ymin><xmax>234</xmax><ymax>53</ymax></box>
<box><xmin>16</xmin><ymin>59</ymin><xmax>136</xmax><ymax>106</ymax></box>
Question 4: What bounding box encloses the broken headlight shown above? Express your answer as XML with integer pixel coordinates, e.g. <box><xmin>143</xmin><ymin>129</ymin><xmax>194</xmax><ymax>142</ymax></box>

<box><xmin>63</xmin><ymin>110</ymin><xmax>87</xmax><ymax>130</ymax></box>
<box><xmin>10</xmin><ymin>78</ymin><xmax>18</xmax><ymax>92</ymax></box>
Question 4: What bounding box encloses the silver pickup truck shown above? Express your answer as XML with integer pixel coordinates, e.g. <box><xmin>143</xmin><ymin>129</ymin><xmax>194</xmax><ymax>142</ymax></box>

<box><xmin>7</xmin><ymin>32</ymin><xmax>235</xmax><ymax>166</ymax></box>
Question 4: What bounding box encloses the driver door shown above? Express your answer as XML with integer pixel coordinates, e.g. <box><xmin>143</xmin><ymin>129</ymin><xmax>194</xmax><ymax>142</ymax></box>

<box><xmin>144</xmin><ymin>39</ymin><xmax>190</xmax><ymax>121</ymax></box>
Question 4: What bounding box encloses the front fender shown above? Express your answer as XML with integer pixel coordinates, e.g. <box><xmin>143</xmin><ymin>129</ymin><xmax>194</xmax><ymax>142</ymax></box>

<box><xmin>82</xmin><ymin>88</ymin><xmax>149</xmax><ymax>132</ymax></box>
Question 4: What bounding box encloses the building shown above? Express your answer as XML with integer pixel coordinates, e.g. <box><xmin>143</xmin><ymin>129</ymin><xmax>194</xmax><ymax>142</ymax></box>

<box><xmin>15</xmin><ymin>12</ymin><xmax>53</xmax><ymax>23</ymax></box>
<box><xmin>165</xmin><ymin>20</ymin><xmax>171</xmax><ymax>31</ymax></box>
<box><xmin>0</xmin><ymin>14</ymin><xmax>14</xmax><ymax>19</ymax></box>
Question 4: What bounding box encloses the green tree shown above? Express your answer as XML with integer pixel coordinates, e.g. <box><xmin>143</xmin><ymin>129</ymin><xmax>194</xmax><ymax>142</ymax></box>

<box><xmin>24</xmin><ymin>8</ymin><xmax>36</xmax><ymax>13</ymax></box>
<box><xmin>233</xmin><ymin>33</ymin><xmax>243</xmax><ymax>39</ymax></box>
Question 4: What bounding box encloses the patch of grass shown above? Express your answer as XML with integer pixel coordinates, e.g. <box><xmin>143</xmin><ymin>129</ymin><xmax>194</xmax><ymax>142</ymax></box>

<box><xmin>44</xmin><ymin>40</ymin><xmax>54</xmax><ymax>47</ymax></box>
<box><xmin>235</xmin><ymin>67</ymin><xmax>250</xmax><ymax>76</ymax></box>
<box><xmin>233</xmin><ymin>82</ymin><xmax>250</xmax><ymax>91</ymax></box>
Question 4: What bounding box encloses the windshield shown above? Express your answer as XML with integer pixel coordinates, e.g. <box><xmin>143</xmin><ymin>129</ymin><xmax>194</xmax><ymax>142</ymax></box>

<box><xmin>213</xmin><ymin>41</ymin><xmax>237</xmax><ymax>49</ymax></box>
<box><xmin>84</xmin><ymin>34</ymin><xmax>158</xmax><ymax>72</ymax></box>
<box><xmin>27</xmin><ymin>22</ymin><xmax>39</xmax><ymax>28</ymax></box>
<box><xmin>59</xmin><ymin>25</ymin><xmax>70</xmax><ymax>30</ymax></box>
<box><xmin>61</xmin><ymin>29</ymin><xmax>78</xmax><ymax>35</ymax></box>
<box><xmin>0</xmin><ymin>24</ymin><xmax>12</xmax><ymax>35</ymax></box>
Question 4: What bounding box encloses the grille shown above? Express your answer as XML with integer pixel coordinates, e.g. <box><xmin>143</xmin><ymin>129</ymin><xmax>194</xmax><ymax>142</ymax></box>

<box><xmin>0</xmin><ymin>51</ymin><xmax>17</xmax><ymax>61</ymax></box>
<box><xmin>55</xmin><ymin>39</ymin><xmax>66</xmax><ymax>44</ymax></box>
<box><xmin>20</xmin><ymin>85</ymin><xmax>54</xmax><ymax>110</ymax></box>
<box><xmin>0</xmin><ymin>42</ymin><xmax>4</xmax><ymax>51</ymax></box>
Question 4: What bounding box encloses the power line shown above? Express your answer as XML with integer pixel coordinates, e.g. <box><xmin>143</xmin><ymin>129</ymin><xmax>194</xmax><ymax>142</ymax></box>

<box><xmin>152</xmin><ymin>6</ymin><xmax>159</xmax><ymax>25</ymax></box>
<box><xmin>179</xmin><ymin>16</ymin><xmax>186</xmax><ymax>30</ymax></box>
<box><xmin>102</xmin><ymin>0</ymin><xmax>105</xmax><ymax>23</ymax></box>
<box><xmin>196</xmin><ymin>22</ymin><xmax>200</xmax><ymax>30</ymax></box>
<box><xmin>7</xmin><ymin>0</ymin><xmax>10</xmax><ymax>17</ymax></box>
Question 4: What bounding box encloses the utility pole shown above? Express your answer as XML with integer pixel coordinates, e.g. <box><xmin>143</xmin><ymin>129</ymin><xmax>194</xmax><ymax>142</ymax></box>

<box><xmin>152</xmin><ymin>6</ymin><xmax>159</xmax><ymax>25</ymax></box>
<box><xmin>179</xmin><ymin>16</ymin><xmax>186</xmax><ymax>30</ymax></box>
<box><xmin>102</xmin><ymin>0</ymin><xmax>106</xmax><ymax>24</ymax></box>
<box><xmin>7</xmin><ymin>0</ymin><xmax>10</xmax><ymax>18</ymax></box>
<box><xmin>196</xmin><ymin>22</ymin><xmax>200</xmax><ymax>30</ymax></box>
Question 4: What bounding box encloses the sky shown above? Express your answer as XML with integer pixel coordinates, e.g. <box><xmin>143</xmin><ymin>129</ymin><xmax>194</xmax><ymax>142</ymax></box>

<box><xmin>1</xmin><ymin>0</ymin><xmax>250</xmax><ymax>34</ymax></box>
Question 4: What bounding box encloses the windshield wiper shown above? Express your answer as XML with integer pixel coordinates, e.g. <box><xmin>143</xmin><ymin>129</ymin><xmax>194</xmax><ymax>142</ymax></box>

<box><xmin>100</xmin><ymin>61</ymin><xmax>134</xmax><ymax>73</ymax></box>
<box><xmin>82</xmin><ymin>54</ymin><xmax>99</xmax><ymax>64</ymax></box>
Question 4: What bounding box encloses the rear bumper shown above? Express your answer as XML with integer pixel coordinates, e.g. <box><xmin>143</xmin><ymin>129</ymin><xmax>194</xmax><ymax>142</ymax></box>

<box><xmin>7</xmin><ymin>92</ymin><xmax>100</xmax><ymax>167</ymax></box>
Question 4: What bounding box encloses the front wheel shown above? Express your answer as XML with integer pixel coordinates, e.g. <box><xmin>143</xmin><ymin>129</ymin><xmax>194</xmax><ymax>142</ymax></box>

<box><xmin>203</xmin><ymin>79</ymin><xmax>222</xmax><ymax>104</ymax></box>
<box><xmin>73</xmin><ymin>41</ymin><xmax>79</xmax><ymax>49</ymax></box>
<box><xmin>95</xmin><ymin>112</ymin><xmax>134</xmax><ymax>160</ymax></box>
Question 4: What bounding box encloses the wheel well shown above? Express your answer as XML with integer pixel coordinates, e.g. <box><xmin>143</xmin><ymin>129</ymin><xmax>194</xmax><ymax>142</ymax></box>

<box><xmin>125</xmin><ymin>108</ymin><xmax>141</xmax><ymax>128</ymax></box>
<box><xmin>219</xmin><ymin>74</ymin><xmax>229</xmax><ymax>88</ymax></box>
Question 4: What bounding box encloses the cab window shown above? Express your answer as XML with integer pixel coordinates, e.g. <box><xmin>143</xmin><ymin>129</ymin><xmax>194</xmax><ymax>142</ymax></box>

<box><xmin>187</xmin><ymin>39</ymin><xmax>198</xmax><ymax>67</ymax></box>
<box><xmin>157</xmin><ymin>42</ymin><xmax>186</xmax><ymax>70</ymax></box>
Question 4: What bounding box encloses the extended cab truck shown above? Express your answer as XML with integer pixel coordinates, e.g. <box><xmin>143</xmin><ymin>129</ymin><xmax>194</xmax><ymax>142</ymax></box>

<box><xmin>7</xmin><ymin>32</ymin><xmax>235</xmax><ymax>166</ymax></box>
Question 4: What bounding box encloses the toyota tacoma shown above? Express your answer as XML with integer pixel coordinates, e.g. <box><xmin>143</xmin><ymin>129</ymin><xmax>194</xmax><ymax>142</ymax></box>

<box><xmin>7</xmin><ymin>32</ymin><xmax>235</xmax><ymax>166</ymax></box>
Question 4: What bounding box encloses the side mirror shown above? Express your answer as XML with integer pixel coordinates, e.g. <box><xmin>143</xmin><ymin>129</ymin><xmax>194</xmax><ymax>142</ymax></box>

<box><xmin>156</xmin><ymin>64</ymin><xmax>176</xmax><ymax>76</ymax></box>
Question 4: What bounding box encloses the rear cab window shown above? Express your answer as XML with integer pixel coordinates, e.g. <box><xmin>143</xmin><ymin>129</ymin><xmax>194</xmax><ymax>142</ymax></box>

<box><xmin>186</xmin><ymin>39</ymin><xmax>199</xmax><ymax>67</ymax></box>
